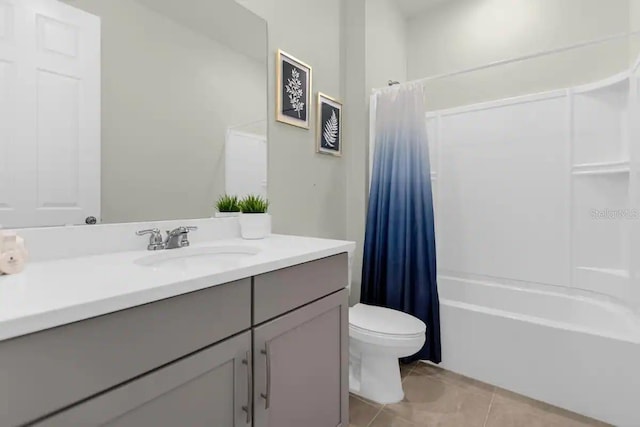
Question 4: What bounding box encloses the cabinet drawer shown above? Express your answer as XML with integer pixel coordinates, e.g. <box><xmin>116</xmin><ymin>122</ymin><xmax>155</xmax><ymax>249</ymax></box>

<box><xmin>253</xmin><ymin>253</ymin><xmax>348</xmax><ymax>324</ymax></box>
<box><xmin>0</xmin><ymin>279</ymin><xmax>251</xmax><ymax>427</ymax></box>
<box><xmin>36</xmin><ymin>332</ymin><xmax>252</xmax><ymax>427</ymax></box>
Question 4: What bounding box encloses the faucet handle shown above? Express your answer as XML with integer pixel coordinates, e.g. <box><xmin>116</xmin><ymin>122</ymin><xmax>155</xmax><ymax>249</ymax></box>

<box><xmin>166</xmin><ymin>226</ymin><xmax>198</xmax><ymax>235</ymax></box>
<box><xmin>164</xmin><ymin>226</ymin><xmax>198</xmax><ymax>249</ymax></box>
<box><xmin>136</xmin><ymin>228</ymin><xmax>165</xmax><ymax>251</ymax></box>
<box><xmin>137</xmin><ymin>228</ymin><xmax>159</xmax><ymax>235</ymax></box>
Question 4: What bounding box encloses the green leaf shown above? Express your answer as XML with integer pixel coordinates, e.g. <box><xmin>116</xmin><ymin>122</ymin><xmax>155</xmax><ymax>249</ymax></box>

<box><xmin>216</xmin><ymin>194</ymin><xmax>240</xmax><ymax>212</ymax></box>
<box><xmin>238</xmin><ymin>194</ymin><xmax>269</xmax><ymax>213</ymax></box>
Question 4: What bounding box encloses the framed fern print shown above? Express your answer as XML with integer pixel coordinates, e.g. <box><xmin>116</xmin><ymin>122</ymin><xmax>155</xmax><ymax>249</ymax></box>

<box><xmin>316</xmin><ymin>92</ymin><xmax>342</xmax><ymax>157</ymax></box>
<box><xmin>276</xmin><ymin>50</ymin><xmax>312</xmax><ymax>129</ymax></box>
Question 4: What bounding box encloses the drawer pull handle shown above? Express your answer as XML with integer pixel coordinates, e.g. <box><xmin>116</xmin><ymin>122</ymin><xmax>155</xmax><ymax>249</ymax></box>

<box><xmin>241</xmin><ymin>352</ymin><xmax>252</xmax><ymax>424</ymax></box>
<box><xmin>260</xmin><ymin>344</ymin><xmax>271</xmax><ymax>410</ymax></box>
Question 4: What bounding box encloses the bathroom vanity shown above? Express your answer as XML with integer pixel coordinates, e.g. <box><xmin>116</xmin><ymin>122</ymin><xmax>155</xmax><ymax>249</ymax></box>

<box><xmin>0</xmin><ymin>228</ymin><xmax>353</xmax><ymax>427</ymax></box>
<box><xmin>0</xmin><ymin>0</ymin><xmax>354</xmax><ymax>424</ymax></box>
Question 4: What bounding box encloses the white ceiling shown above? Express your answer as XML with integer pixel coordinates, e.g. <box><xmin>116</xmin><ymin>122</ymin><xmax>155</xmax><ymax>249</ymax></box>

<box><xmin>393</xmin><ymin>0</ymin><xmax>449</xmax><ymax>17</ymax></box>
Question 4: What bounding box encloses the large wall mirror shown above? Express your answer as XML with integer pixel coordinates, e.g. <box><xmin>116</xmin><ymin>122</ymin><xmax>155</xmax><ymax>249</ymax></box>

<box><xmin>0</xmin><ymin>0</ymin><xmax>267</xmax><ymax>228</ymax></box>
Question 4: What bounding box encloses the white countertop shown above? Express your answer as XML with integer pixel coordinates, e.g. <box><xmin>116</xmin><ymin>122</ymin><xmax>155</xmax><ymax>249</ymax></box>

<box><xmin>0</xmin><ymin>234</ymin><xmax>355</xmax><ymax>342</ymax></box>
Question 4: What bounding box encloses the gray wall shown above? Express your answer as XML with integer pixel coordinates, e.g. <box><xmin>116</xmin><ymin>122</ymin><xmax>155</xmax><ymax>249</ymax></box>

<box><xmin>342</xmin><ymin>0</ymin><xmax>367</xmax><ymax>304</ymax></box>
<box><xmin>235</xmin><ymin>0</ymin><xmax>408</xmax><ymax>302</ymax></box>
<box><xmin>342</xmin><ymin>0</ymin><xmax>409</xmax><ymax>304</ymax></box>
<box><xmin>65</xmin><ymin>0</ymin><xmax>266</xmax><ymax>223</ymax></box>
<box><xmin>632</xmin><ymin>0</ymin><xmax>640</xmax><ymax>61</ymax></box>
<box><xmin>366</xmin><ymin>0</ymin><xmax>408</xmax><ymax>91</ymax></box>
<box><xmin>238</xmin><ymin>0</ymin><xmax>346</xmax><ymax>240</ymax></box>
<box><xmin>406</xmin><ymin>0</ymin><xmax>633</xmax><ymax>111</ymax></box>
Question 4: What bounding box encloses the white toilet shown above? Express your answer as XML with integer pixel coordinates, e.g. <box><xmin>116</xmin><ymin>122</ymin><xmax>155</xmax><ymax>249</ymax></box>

<box><xmin>348</xmin><ymin>303</ymin><xmax>426</xmax><ymax>403</ymax></box>
<box><xmin>346</xmin><ymin>252</ymin><xmax>427</xmax><ymax>404</ymax></box>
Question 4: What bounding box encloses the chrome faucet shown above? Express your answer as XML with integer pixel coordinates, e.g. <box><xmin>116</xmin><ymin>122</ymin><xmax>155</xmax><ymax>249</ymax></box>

<box><xmin>137</xmin><ymin>226</ymin><xmax>198</xmax><ymax>250</ymax></box>
<box><xmin>164</xmin><ymin>226</ymin><xmax>198</xmax><ymax>249</ymax></box>
<box><xmin>136</xmin><ymin>228</ymin><xmax>165</xmax><ymax>251</ymax></box>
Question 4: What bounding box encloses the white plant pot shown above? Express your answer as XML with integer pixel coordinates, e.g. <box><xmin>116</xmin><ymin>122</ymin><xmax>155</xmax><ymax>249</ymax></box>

<box><xmin>239</xmin><ymin>213</ymin><xmax>271</xmax><ymax>239</ymax></box>
<box><xmin>214</xmin><ymin>211</ymin><xmax>240</xmax><ymax>218</ymax></box>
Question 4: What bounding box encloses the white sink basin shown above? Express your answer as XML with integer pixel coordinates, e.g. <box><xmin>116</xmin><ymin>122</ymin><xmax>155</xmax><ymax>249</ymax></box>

<box><xmin>135</xmin><ymin>245</ymin><xmax>260</xmax><ymax>270</ymax></box>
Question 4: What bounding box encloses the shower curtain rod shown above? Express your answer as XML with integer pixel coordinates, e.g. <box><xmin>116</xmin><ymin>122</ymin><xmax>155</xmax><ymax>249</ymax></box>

<box><xmin>374</xmin><ymin>30</ymin><xmax>640</xmax><ymax>94</ymax></box>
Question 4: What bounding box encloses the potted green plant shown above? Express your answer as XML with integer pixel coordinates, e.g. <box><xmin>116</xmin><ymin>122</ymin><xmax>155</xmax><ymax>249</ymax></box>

<box><xmin>214</xmin><ymin>194</ymin><xmax>240</xmax><ymax>218</ymax></box>
<box><xmin>238</xmin><ymin>194</ymin><xmax>271</xmax><ymax>239</ymax></box>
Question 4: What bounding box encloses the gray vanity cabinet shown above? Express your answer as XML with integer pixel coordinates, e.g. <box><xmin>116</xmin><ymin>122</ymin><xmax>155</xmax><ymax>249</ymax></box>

<box><xmin>0</xmin><ymin>278</ymin><xmax>252</xmax><ymax>427</ymax></box>
<box><xmin>253</xmin><ymin>289</ymin><xmax>349</xmax><ymax>427</ymax></box>
<box><xmin>2</xmin><ymin>253</ymin><xmax>349</xmax><ymax>427</ymax></box>
<box><xmin>36</xmin><ymin>332</ymin><xmax>253</xmax><ymax>427</ymax></box>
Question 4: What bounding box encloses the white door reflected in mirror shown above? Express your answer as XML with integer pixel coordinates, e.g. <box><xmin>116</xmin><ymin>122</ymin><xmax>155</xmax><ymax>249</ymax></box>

<box><xmin>225</xmin><ymin>128</ymin><xmax>268</xmax><ymax>199</ymax></box>
<box><xmin>0</xmin><ymin>0</ymin><xmax>100</xmax><ymax>228</ymax></box>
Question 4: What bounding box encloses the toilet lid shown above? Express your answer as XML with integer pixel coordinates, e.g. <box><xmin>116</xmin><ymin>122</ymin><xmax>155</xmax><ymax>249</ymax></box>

<box><xmin>349</xmin><ymin>303</ymin><xmax>426</xmax><ymax>336</ymax></box>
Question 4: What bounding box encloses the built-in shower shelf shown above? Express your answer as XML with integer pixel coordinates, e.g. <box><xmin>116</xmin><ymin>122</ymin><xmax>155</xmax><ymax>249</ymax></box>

<box><xmin>574</xmin><ymin>267</ymin><xmax>630</xmax><ymax>301</ymax></box>
<box><xmin>576</xmin><ymin>266</ymin><xmax>629</xmax><ymax>278</ymax></box>
<box><xmin>572</xmin><ymin>71</ymin><xmax>629</xmax><ymax>166</ymax></box>
<box><xmin>571</xmin><ymin>161</ymin><xmax>630</xmax><ymax>176</ymax></box>
<box><xmin>573</xmin><ymin>70</ymin><xmax>630</xmax><ymax>97</ymax></box>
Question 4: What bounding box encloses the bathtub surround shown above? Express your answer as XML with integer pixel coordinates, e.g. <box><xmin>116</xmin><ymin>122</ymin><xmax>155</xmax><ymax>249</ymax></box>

<box><xmin>362</xmin><ymin>83</ymin><xmax>440</xmax><ymax>363</ymax></box>
<box><xmin>424</xmin><ymin>63</ymin><xmax>639</xmax><ymax>310</ymax></box>
<box><xmin>375</xmin><ymin>59</ymin><xmax>640</xmax><ymax>425</ymax></box>
<box><xmin>436</xmin><ymin>274</ymin><xmax>640</xmax><ymax>426</ymax></box>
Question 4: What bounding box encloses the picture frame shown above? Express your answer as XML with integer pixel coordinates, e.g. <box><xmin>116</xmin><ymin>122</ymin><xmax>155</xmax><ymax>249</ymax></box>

<box><xmin>316</xmin><ymin>92</ymin><xmax>342</xmax><ymax>157</ymax></box>
<box><xmin>276</xmin><ymin>50</ymin><xmax>312</xmax><ymax>129</ymax></box>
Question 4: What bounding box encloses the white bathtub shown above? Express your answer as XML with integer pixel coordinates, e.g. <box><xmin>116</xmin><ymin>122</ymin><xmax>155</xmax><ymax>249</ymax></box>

<box><xmin>436</xmin><ymin>274</ymin><xmax>640</xmax><ymax>427</ymax></box>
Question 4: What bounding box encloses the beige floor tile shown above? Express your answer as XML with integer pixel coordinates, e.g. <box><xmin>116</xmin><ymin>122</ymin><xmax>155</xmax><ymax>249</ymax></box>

<box><xmin>349</xmin><ymin>394</ymin><xmax>382</xmax><ymax>427</ymax></box>
<box><xmin>400</xmin><ymin>361</ymin><xmax>418</xmax><ymax>379</ymax></box>
<box><xmin>485</xmin><ymin>388</ymin><xmax>612</xmax><ymax>427</ymax></box>
<box><xmin>385</xmin><ymin>374</ymin><xmax>493</xmax><ymax>427</ymax></box>
<box><xmin>352</xmin><ymin>392</ymin><xmax>385</xmax><ymax>409</ymax></box>
<box><xmin>350</xmin><ymin>366</ymin><xmax>610</xmax><ymax>427</ymax></box>
<box><xmin>411</xmin><ymin>363</ymin><xmax>495</xmax><ymax>396</ymax></box>
<box><xmin>369</xmin><ymin>410</ymin><xmax>419</xmax><ymax>427</ymax></box>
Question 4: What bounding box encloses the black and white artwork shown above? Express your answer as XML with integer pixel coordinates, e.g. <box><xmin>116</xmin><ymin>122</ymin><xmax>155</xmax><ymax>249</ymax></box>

<box><xmin>277</xmin><ymin>50</ymin><xmax>312</xmax><ymax>129</ymax></box>
<box><xmin>317</xmin><ymin>92</ymin><xmax>342</xmax><ymax>157</ymax></box>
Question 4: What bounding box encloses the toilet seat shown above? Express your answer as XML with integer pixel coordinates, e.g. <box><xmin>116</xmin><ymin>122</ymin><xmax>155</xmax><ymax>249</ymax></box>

<box><xmin>349</xmin><ymin>303</ymin><xmax>426</xmax><ymax>345</ymax></box>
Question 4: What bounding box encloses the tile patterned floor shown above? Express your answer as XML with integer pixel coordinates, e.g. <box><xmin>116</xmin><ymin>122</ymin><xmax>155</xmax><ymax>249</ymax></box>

<box><xmin>349</xmin><ymin>362</ymin><xmax>611</xmax><ymax>427</ymax></box>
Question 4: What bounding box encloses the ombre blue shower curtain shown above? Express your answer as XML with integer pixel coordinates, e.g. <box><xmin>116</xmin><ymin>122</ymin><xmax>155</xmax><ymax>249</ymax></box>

<box><xmin>361</xmin><ymin>83</ymin><xmax>441</xmax><ymax>363</ymax></box>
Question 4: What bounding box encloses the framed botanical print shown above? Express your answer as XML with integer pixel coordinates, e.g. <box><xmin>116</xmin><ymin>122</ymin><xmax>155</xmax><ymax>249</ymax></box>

<box><xmin>276</xmin><ymin>50</ymin><xmax>312</xmax><ymax>129</ymax></box>
<box><xmin>316</xmin><ymin>92</ymin><xmax>342</xmax><ymax>157</ymax></box>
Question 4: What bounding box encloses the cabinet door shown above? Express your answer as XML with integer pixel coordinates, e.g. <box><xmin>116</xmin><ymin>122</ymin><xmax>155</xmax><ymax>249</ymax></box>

<box><xmin>1</xmin><ymin>278</ymin><xmax>251</xmax><ymax>427</ymax></box>
<box><xmin>253</xmin><ymin>289</ymin><xmax>349</xmax><ymax>427</ymax></box>
<box><xmin>37</xmin><ymin>332</ymin><xmax>253</xmax><ymax>427</ymax></box>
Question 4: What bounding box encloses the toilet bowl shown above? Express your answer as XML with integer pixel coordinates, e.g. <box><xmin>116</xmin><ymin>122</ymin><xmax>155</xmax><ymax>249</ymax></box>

<box><xmin>348</xmin><ymin>303</ymin><xmax>426</xmax><ymax>404</ymax></box>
